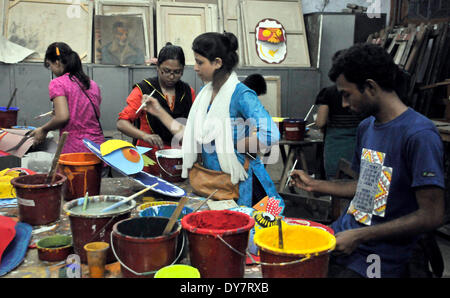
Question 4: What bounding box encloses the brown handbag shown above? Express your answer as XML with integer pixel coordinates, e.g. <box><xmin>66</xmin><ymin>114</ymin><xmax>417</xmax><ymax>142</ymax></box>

<box><xmin>188</xmin><ymin>158</ymin><xmax>250</xmax><ymax>200</ymax></box>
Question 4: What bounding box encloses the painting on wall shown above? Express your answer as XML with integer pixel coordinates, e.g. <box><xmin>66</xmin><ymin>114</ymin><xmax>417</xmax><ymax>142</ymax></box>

<box><xmin>240</xmin><ymin>0</ymin><xmax>310</xmax><ymax>67</ymax></box>
<box><xmin>94</xmin><ymin>14</ymin><xmax>146</xmax><ymax>65</ymax></box>
<box><xmin>255</xmin><ymin>18</ymin><xmax>287</xmax><ymax>64</ymax></box>
<box><xmin>95</xmin><ymin>0</ymin><xmax>155</xmax><ymax>60</ymax></box>
<box><xmin>5</xmin><ymin>0</ymin><xmax>93</xmax><ymax>62</ymax></box>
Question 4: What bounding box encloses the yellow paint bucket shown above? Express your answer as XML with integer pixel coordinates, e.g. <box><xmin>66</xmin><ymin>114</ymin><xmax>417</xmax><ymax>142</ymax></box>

<box><xmin>253</xmin><ymin>224</ymin><xmax>336</xmax><ymax>278</ymax></box>
<box><xmin>154</xmin><ymin>264</ymin><xmax>200</xmax><ymax>278</ymax></box>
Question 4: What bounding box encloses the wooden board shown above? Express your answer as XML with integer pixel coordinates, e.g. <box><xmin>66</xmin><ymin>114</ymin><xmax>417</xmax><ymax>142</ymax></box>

<box><xmin>5</xmin><ymin>0</ymin><xmax>93</xmax><ymax>63</ymax></box>
<box><xmin>156</xmin><ymin>1</ymin><xmax>219</xmax><ymax>65</ymax></box>
<box><xmin>0</xmin><ymin>0</ymin><xmax>7</xmax><ymax>36</ymax></box>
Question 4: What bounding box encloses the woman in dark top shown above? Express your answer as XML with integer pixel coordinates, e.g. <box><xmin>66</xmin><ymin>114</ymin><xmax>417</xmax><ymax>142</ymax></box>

<box><xmin>315</xmin><ymin>85</ymin><xmax>365</xmax><ymax>179</ymax></box>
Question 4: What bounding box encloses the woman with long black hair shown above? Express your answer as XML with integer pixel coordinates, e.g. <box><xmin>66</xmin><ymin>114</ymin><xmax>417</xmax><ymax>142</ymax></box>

<box><xmin>31</xmin><ymin>42</ymin><xmax>105</xmax><ymax>153</ymax></box>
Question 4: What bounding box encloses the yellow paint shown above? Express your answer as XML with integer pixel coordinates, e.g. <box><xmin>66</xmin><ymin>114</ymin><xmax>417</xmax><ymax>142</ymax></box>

<box><xmin>268</xmin><ymin>49</ymin><xmax>279</xmax><ymax>57</ymax></box>
<box><xmin>100</xmin><ymin>139</ymin><xmax>135</xmax><ymax>156</ymax></box>
<box><xmin>254</xmin><ymin>223</ymin><xmax>336</xmax><ymax>255</ymax></box>
<box><xmin>0</xmin><ymin>168</ymin><xmax>21</xmax><ymax>199</ymax></box>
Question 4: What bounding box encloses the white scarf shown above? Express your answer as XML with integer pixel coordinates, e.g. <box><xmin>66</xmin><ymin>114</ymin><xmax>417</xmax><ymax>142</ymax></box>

<box><xmin>181</xmin><ymin>71</ymin><xmax>248</xmax><ymax>184</ymax></box>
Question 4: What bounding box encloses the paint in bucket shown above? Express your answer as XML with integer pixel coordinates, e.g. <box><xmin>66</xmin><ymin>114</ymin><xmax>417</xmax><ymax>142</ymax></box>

<box><xmin>155</xmin><ymin>149</ymin><xmax>184</xmax><ymax>183</ymax></box>
<box><xmin>111</xmin><ymin>216</ymin><xmax>181</xmax><ymax>278</ymax></box>
<box><xmin>181</xmin><ymin>210</ymin><xmax>255</xmax><ymax>278</ymax></box>
<box><xmin>137</xmin><ymin>201</ymin><xmax>177</xmax><ymax>211</ymax></box>
<box><xmin>63</xmin><ymin>195</ymin><xmax>135</xmax><ymax>264</ymax></box>
<box><xmin>283</xmin><ymin>118</ymin><xmax>306</xmax><ymax>141</ymax></box>
<box><xmin>0</xmin><ymin>107</ymin><xmax>19</xmax><ymax>128</ymax></box>
<box><xmin>11</xmin><ymin>173</ymin><xmax>67</xmax><ymax>226</ymax></box>
<box><xmin>58</xmin><ymin>152</ymin><xmax>102</xmax><ymax>201</ymax></box>
<box><xmin>155</xmin><ymin>264</ymin><xmax>200</xmax><ymax>278</ymax></box>
<box><xmin>253</xmin><ymin>224</ymin><xmax>336</xmax><ymax>278</ymax></box>
<box><xmin>37</xmin><ymin>235</ymin><xmax>73</xmax><ymax>262</ymax></box>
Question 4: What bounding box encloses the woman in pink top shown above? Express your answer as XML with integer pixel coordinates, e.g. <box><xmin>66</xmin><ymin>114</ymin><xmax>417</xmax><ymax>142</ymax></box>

<box><xmin>31</xmin><ymin>42</ymin><xmax>105</xmax><ymax>153</ymax></box>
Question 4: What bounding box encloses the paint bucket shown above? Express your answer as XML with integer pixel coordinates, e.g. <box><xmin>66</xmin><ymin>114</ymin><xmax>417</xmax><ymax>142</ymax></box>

<box><xmin>11</xmin><ymin>173</ymin><xmax>67</xmax><ymax>226</ymax></box>
<box><xmin>0</xmin><ymin>107</ymin><xmax>19</xmax><ymax>128</ymax></box>
<box><xmin>139</xmin><ymin>204</ymin><xmax>193</xmax><ymax>262</ymax></box>
<box><xmin>155</xmin><ymin>149</ymin><xmax>184</xmax><ymax>182</ymax></box>
<box><xmin>58</xmin><ymin>152</ymin><xmax>102</xmax><ymax>201</ymax></box>
<box><xmin>63</xmin><ymin>195</ymin><xmax>135</xmax><ymax>264</ymax></box>
<box><xmin>283</xmin><ymin>118</ymin><xmax>306</xmax><ymax>141</ymax></box>
<box><xmin>181</xmin><ymin>210</ymin><xmax>255</xmax><ymax>278</ymax></box>
<box><xmin>154</xmin><ymin>264</ymin><xmax>200</xmax><ymax>278</ymax></box>
<box><xmin>37</xmin><ymin>235</ymin><xmax>73</xmax><ymax>262</ymax></box>
<box><xmin>253</xmin><ymin>224</ymin><xmax>336</xmax><ymax>278</ymax></box>
<box><xmin>111</xmin><ymin>216</ymin><xmax>182</xmax><ymax>278</ymax></box>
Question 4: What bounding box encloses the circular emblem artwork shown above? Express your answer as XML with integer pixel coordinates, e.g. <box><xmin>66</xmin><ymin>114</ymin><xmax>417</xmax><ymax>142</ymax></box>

<box><xmin>255</xmin><ymin>18</ymin><xmax>287</xmax><ymax>64</ymax></box>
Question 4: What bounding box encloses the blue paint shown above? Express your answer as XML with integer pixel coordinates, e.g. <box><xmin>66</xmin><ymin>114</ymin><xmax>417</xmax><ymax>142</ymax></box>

<box><xmin>139</xmin><ymin>204</ymin><xmax>193</xmax><ymax>220</ymax></box>
<box><xmin>0</xmin><ymin>107</ymin><xmax>19</xmax><ymax>111</ymax></box>
<box><xmin>83</xmin><ymin>138</ymin><xmax>186</xmax><ymax>197</ymax></box>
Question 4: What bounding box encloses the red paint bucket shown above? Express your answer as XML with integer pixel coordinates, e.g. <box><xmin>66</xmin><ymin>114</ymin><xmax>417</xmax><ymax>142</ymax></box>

<box><xmin>253</xmin><ymin>224</ymin><xmax>336</xmax><ymax>278</ymax></box>
<box><xmin>11</xmin><ymin>173</ymin><xmax>66</xmax><ymax>226</ymax></box>
<box><xmin>283</xmin><ymin>118</ymin><xmax>306</xmax><ymax>141</ymax></box>
<box><xmin>111</xmin><ymin>216</ymin><xmax>181</xmax><ymax>278</ymax></box>
<box><xmin>181</xmin><ymin>210</ymin><xmax>255</xmax><ymax>278</ymax></box>
<box><xmin>155</xmin><ymin>149</ymin><xmax>184</xmax><ymax>182</ymax></box>
<box><xmin>63</xmin><ymin>195</ymin><xmax>135</xmax><ymax>264</ymax></box>
<box><xmin>58</xmin><ymin>152</ymin><xmax>102</xmax><ymax>201</ymax></box>
<box><xmin>0</xmin><ymin>107</ymin><xmax>19</xmax><ymax>128</ymax></box>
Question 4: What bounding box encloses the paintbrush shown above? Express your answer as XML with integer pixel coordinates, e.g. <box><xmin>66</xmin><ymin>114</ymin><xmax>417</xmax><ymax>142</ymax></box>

<box><xmin>135</xmin><ymin>89</ymin><xmax>156</xmax><ymax>115</ymax></box>
<box><xmin>82</xmin><ymin>192</ymin><xmax>89</xmax><ymax>211</ymax></box>
<box><xmin>163</xmin><ymin>196</ymin><xmax>189</xmax><ymax>235</ymax></box>
<box><xmin>46</xmin><ymin>132</ymin><xmax>69</xmax><ymax>184</ymax></box>
<box><xmin>6</xmin><ymin>88</ymin><xmax>17</xmax><ymax>110</ymax></box>
<box><xmin>34</xmin><ymin>110</ymin><xmax>53</xmax><ymax>120</ymax></box>
<box><xmin>278</xmin><ymin>218</ymin><xmax>283</xmax><ymax>249</ymax></box>
<box><xmin>192</xmin><ymin>189</ymin><xmax>219</xmax><ymax>212</ymax></box>
<box><xmin>284</xmin><ymin>159</ymin><xmax>298</xmax><ymax>189</ymax></box>
<box><xmin>100</xmin><ymin>184</ymin><xmax>157</xmax><ymax>213</ymax></box>
<box><xmin>304</xmin><ymin>104</ymin><xmax>315</xmax><ymax>122</ymax></box>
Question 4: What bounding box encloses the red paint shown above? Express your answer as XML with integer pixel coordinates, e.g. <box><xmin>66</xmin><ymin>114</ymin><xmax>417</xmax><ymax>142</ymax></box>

<box><xmin>186</xmin><ymin>210</ymin><xmax>249</xmax><ymax>230</ymax></box>
<box><xmin>181</xmin><ymin>210</ymin><xmax>255</xmax><ymax>278</ymax></box>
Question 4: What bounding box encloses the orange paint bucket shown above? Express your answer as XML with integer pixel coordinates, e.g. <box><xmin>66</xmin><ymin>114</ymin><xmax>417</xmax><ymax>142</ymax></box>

<box><xmin>58</xmin><ymin>153</ymin><xmax>102</xmax><ymax>201</ymax></box>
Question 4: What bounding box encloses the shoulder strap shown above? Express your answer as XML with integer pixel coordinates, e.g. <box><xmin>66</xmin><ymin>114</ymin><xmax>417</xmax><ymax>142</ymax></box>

<box><xmin>74</xmin><ymin>80</ymin><xmax>103</xmax><ymax>132</ymax></box>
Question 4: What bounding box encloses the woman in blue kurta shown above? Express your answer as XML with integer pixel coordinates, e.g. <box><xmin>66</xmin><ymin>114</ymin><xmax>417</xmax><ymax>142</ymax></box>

<box><xmin>141</xmin><ymin>32</ymin><xmax>283</xmax><ymax>209</ymax></box>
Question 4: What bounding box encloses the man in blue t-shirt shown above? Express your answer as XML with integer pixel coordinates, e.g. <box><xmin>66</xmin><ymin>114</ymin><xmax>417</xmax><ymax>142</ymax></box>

<box><xmin>290</xmin><ymin>44</ymin><xmax>445</xmax><ymax>278</ymax></box>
